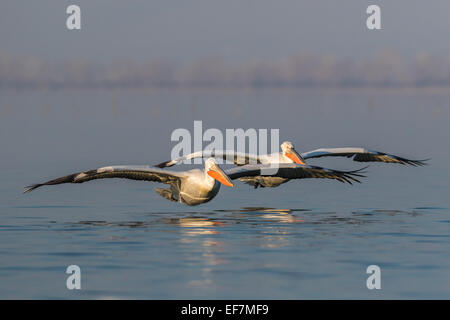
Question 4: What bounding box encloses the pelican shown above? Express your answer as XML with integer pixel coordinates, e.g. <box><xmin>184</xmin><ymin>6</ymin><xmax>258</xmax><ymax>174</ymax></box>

<box><xmin>155</xmin><ymin>141</ymin><xmax>306</xmax><ymax>167</ymax></box>
<box><xmin>23</xmin><ymin>159</ymin><xmax>366</xmax><ymax>205</ymax></box>
<box><xmin>23</xmin><ymin>158</ymin><xmax>234</xmax><ymax>206</ymax></box>
<box><xmin>155</xmin><ymin>142</ymin><xmax>427</xmax><ymax>168</ymax></box>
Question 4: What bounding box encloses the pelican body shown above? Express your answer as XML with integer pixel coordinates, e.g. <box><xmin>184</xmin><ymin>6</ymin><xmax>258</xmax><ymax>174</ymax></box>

<box><xmin>163</xmin><ymin>160</ymin><xmax>228</xmax><ymax>206</ymax></box>
<box><xmin>155</xmin><ymin>141</ymin><xmax>427</xmax><ymax>168</ymax></box>
<box><xmin>154</xmin><ymin>140</ymin><xmax>427</xmax><ymax>188</ymax></box>
<box><xmin>155</xmin><ymin>141</ymin><xmax>306</xmax><ymax>168</ymax></box>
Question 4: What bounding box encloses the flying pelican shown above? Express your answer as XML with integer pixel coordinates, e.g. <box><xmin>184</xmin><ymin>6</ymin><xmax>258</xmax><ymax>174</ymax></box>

<box><xmin>155</xmin><ymin>142</ymin><xmax>427</xmax><ymax>168</ymax></box>
<box><xmin>24</xmin><ymin>158</ymin><xmax>234</xmax><ymax>206</ymax></box>
<box><xmin>155</xmin><ymin>141</ymin><xmax>306</xmax><ymax>167</ymax></box>
<box><xmin>23</xmin><ymin>159</ymin><xmax>365</xmax><ymax>205</ymax></box>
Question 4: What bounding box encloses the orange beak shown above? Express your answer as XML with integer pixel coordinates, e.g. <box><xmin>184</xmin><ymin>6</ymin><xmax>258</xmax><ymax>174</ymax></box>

<box><xmin>207</xmin><ymin>164</ymin><xmax>234</xmax><ymax>187</ymax></box>
<box><xmin>285</xmin><ymin>149</ymin><xmax>306</xmax><ymax>165</ymax></box>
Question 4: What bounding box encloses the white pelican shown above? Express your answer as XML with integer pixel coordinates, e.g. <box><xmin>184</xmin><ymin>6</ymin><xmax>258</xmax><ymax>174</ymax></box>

<box><xmin>155</xmin><ymin>142</ymin><xmax>427</xmax><ymax>168</ymax></box>
<box><xmin>155</xmin><ymin>141</ymin><xmax>306</xmax><ymax>167</ymax></box>
<box><xmin>24</xmin><ymin>158</ymin><xmax>234</xmax><ymax>206</ymax></box>
<box><xmin>23</xmin><ymin>159</ymin><xmax>365</xmax><ymax>205</ymax></box>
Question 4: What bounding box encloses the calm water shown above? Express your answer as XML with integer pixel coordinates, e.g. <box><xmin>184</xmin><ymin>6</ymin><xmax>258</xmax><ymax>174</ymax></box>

<box><xmin>0</xmin><ymin>87</ymin><xmax>449</xmax><ymax>299</ymax></box>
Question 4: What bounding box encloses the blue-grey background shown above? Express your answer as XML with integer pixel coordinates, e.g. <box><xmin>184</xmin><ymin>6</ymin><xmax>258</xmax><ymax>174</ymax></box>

<box><xmin>0</xmin><ymin>1</ymin><xmax>449</xmax><ymax>299</ymax></box>
<box><xmin>2</xmin><ymin>0</ymin><xmax>450</xmax><ymax>62</ymax></box>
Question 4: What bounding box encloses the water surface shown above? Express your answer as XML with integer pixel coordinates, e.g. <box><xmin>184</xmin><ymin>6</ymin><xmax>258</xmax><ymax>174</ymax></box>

<box><xmin>0</xmin><ymin>87</ymin><xmax>449</xmax><ymax>299</ymax></box>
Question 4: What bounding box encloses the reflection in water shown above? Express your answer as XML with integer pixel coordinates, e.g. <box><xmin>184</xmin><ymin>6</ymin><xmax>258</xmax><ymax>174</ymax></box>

<box><xmin>74</xmin><ymin>207</ymin><xmax>423</xmax><ymax>263</ymax></box>
<box><xmin>74</xmin><ymin>206</ymin><xmax>421</xmax><ymax>234</ymax></box>
<box><xmin>75</xmin><ymin>208</ymin><xmax>309</xmax><ymax>279</ymax></box>
<box><xmin>215</xmin><ymin>207</ymin><xmax>307</xmax><ymax>224</ymax></box>
<box><xmin>353</xmin><ymin>209</ymin><xmax>420</xmax><ymax>217</ymax></box>
<box><xmin>75</xmin><ymin>206</ymin><xmax>405</xmax><ymax>231</ymax></box>
<box><xmin>173</xmin><ymin>217</ymin><xmax>224</xmax><ymax>235</ymax></box>
<box><xmin>59</xmin><ymin>206</ymin><xmax>428</xmax><ymax>294</ymax></box>
<box><xmin>216</xmin><ymin>206</ymin><xmax>308</xmax><ymax>213</ymax></box>
<box><xmin>78</xmin><ymin>220</ymin><xmax>149</xmax><ymax>228</ymax></box>
<box><xmin>172</xmin><ymin>216</ymin><xmax>226</xmax><ymax>288</ymax></box>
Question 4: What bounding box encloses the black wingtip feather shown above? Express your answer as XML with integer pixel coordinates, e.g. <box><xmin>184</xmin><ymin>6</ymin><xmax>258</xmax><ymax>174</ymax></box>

<box><xmin>23</xmin><ymin>184</ymin><xmax>42</xmax><ymax>193</ymax></box>
<box><xmin>338</xmin><ymin>165</ymin><xmax>368</xmax><ymax>185</ymax></box>
<box><xmin>154</xmin><ymin>160</ymin><xmax>173</xmax><ymax>168</ymax></box>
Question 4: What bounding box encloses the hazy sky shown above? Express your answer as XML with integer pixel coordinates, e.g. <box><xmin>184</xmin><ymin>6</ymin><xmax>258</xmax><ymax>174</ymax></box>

<box><xmin>1</xmin><ymin>0</ymin><xmax>450</xmax><ymax>63</ymax></box>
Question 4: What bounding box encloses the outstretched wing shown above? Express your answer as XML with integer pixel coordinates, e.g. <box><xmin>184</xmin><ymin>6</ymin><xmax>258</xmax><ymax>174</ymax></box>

<box><xmin>301</xmin><ymin>147</ymin><xmax>428</xmax><ymax>166</ymax></box>
<box><xmin>24</xmin><ymin>165</ymin><xmax>185</xmax><ymax>193</ymax></box>
<box><xmin>226</xmin><ymin>163</ymin><xmax>367</xmax><ymax>185</ymax></box>
<box><xmin>155</xmin><ymin>150</ymin><xmax>262</xmax><ymax>168</ymax></box>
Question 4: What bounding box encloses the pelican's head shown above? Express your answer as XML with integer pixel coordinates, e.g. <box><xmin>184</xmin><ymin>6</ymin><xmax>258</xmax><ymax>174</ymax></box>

<box><xmin>205</xmin><ymin>158</ymin><xmax>234</xmax><ymax>187</ymax></box>
<box><xmin>281</xmin><ymin>141</ymin><xmax>306</xmax><ymax>165</ymax></box>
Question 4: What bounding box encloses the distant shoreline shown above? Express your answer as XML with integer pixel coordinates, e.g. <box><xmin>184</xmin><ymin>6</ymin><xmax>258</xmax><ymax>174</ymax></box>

<box><xmin>2</xmin><ymin>51</ymin><xmax>450</xmax><ymax>91</ymax></box>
